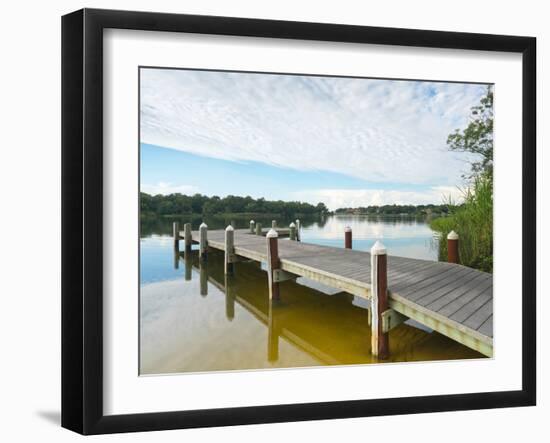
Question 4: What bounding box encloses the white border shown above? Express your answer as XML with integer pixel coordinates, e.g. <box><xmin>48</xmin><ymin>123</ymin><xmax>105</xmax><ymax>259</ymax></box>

<box><xmin>103</xmin><ymin>29</ymin><xmax>523</xmax><ymax>415</ymax></box>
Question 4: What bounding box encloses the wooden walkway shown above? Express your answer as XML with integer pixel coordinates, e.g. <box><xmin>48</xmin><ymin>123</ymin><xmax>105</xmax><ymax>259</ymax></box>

<box><xmin>180</xmin><ymin>228</ymin><xmax>493</xmax><ymax>357</ymax></box>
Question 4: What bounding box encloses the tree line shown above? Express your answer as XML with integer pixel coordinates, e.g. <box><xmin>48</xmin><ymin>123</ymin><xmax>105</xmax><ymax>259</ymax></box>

<box><xmin>334</xmin><ymin>204</ymin><xmax>451</xmax><ymax>216</ymax></box>
<box><xmin>140</xmin><ymin>192</ymin><xmax>329</xmax><ymax>217</ymax></box>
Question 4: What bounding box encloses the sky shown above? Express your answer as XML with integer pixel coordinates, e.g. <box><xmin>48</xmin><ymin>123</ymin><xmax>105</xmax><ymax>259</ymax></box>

<box><xmin>140</xmin><ymin>68</ymin><xmax>489</xmax><ymax>209</ymax></box>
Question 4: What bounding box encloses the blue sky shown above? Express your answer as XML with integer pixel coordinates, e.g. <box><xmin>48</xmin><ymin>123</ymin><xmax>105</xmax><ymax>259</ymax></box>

<box><xmin>140</xmin><ymin>68</ymin><xmax>488</xmax><ymax>209</ymax></box>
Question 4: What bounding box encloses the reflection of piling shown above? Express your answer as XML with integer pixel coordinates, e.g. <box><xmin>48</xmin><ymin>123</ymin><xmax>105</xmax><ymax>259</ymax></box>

<box><xmin>173</xmin><ymin>221</ymin><xmax>179</xmax><ymax>251</ymax></box>
<box><xmin>295</xmin><ymin>219</ymin><xmax>301</xmax><ymax>241</ymax></box>
<box><xmin>370</xmin><ymin>241</ymin><xmax>389</xmax><ymax>359</ymax></box>
<box><xmin>184</xmin><ymin>252</ymin><xmax>192</xmax><ymax>281</ymax></box>
<box><xmin>249</xmin><ymin>220</ymin><xmax>255</xmax><ymax>233</ymax></box>
<box><xmin>199</xmin><ymin>222</ymin><xmax>208</xmax><ymax>261</ymax></box>
<box><xmin>289</xmin><ymin>222</ymin><xmax>297</xmax><ymax>241</ymax></box>
<box><xmin>267</xmin><ymin>301</ymin><xmax>279</xmax><ymax>362</ymax></box>
<box><xmin>224</xmin><ymin>225</ymin><xmax>235</xmax><ymax>275</ymax></box>
<box><xmin>255</xmin><ymin>222</ymin><xmax>262</xmax><ymax>236</ymax></box>
<box><xmin>266</xmin><ymin>229</ymin><xmax>280</xmax><ymax>301</ymax></box>
<box><xmin>199</xmin><ymin>259</ymin><xmax>208</xmax><ymax>297</ymax></box>
<box><xmin>447</xmin><ymin>230</ymin><xmax>459</xmax><ymax>264</ymax></box>
<box><xmin>224</xmin><ymin>275</ymin><xmax>235</xmax><ymax>321</ymax></box>
<box><xmin>345</xmin><ymin>226</ymin><xmax>352</xmax><ymax>249</ymax></box>
<box><xmin>184</xmin><ymin>223</ymin><xmax>192</xmax><ymax>253</ymax></box>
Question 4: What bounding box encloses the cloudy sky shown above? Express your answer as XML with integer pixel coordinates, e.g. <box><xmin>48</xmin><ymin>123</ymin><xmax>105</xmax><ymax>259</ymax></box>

<box><xmin>140</xmin><ymin>68</ymin><xmax>488</xmax><ymax>209</ymax></box>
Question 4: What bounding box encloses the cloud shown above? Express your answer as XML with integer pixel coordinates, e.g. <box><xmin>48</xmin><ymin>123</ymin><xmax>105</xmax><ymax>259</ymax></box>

<box><xmin>141</xmin><ymin>182</ymin><xmax>198</xmax><ymax>196</ymax></box>
<box><xmin>292</xmin><ymin>186</ymin><xmax>465</xmax><ymax>210</ymax></box>
<box><xmin>140</xmin><ymin>68</ymin><xmax>488</xmax><ymax>186</ymax></box>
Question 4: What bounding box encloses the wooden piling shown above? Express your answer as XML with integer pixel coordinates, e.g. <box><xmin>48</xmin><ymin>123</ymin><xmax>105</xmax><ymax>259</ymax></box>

<box><xmin>266</xmin><ymin>228</ymin><xmax>280</xmax><ymax>300</ymax></box>
<box><xmin>173</xmin><ymin>221</ymin><xmax>179</xmax><ymax>251</ymax></box>
<box><xmin>225</xmin><ymin>275</ymin><xmax>235</xmax><ymax>320</ymax></box>
<box><xmin>250</xmin><ymin>220</ymin><xmax>255</xmax><ymax>234</ymax></box>
<box><xmin>199</xmin><ymin>222</ymin><xmax>208</xmax><ymax>260</ymax></box>
<box><xmin>173</xmin><ymin>248</ymin><xmax>179</xmax><ymax>270</ymax></box>
<box><xmin>224</xmin><ymin>225</ymin><xmax>235</xmax><ymax>275</ymax></box>
<box><xmin>255</xmin><ymin>222</ymin><xmax>262</xmax><ymax>236</ymax></box>
<box><xmin>344</xmin><ymin>226</ymin><xmax>352</xmax><ymax>249</ymax></box>
<box><xmin>289</xmin><ymin>222</ymin><xmax>297</xmax><ymax>241</ymax></box>
<box><xmin>370</xmin><ymin>240</ymin><xmax>389</xmax><ymax>359</ymax></box>
<box><xmin>184</xmin><ymin>251</ymin><xmax>192</xmax><ymax>281</ymax></box>
<box><xmin>184</xmin><ymin>223</ymin><xmax>192</xmax><ymax>253</ymax></box>
<box><xmin>295</xmin><ymin>219</ymin><xmax>301</xmax><ymax>241</ymax></box>
<box><xmin>199</xmin><ymin>259</ymin><xmax>208</xmax><ymax>297</ymax></box>
<box><xmin>267</xmin><ymin>302</ymin><xmax>279</xmax><ymax>362</ymax></box>
<box><xmin>447</xmin><ymin>230</ymin><xmax>459</xmax><ymax>264</ymax></box>
<box><xmin>272</xmin><ymin>220</ymin><xmax>277</xmax><ymax>228</ymax></box>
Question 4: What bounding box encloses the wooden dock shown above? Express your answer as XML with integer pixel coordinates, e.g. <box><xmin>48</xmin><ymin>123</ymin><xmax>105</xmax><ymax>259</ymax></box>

<box><xmin>177</xmin><ymin>225</ymin><xmax>493</xmax><ymax>357</ymax></box>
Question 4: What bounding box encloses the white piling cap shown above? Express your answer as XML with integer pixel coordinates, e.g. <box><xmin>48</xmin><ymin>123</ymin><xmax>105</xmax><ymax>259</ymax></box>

<box><xmin>345</xmin><ymin>226</ymin><xmax>352</xmax><ymax>232</ymax></box>
<box><xmin>289</xmin><ymin>222</ymin><xmax>296</xmax><ymax>228</ymax></box>
<box><xmin>447</xmin><ymin>230</ymin><xmax>459</xmax><ymax>240</ymax></box>
<box><xmin>371</xmin><ymin>240</ymin><xmax>387</xmax><ymax>255</ymax></box>
<box><xmin>296</xmin><ymin>219</ymin><xmax>300</xmax><ymax>223</ymax></box>
<box><xmin>250</xmin><ymin>220</ymin><xmax>255</xmax><ymax>224</ymax></box>
<box><xmin>200</xmin><ymin>222</ymin><xmax>208</xmax><ymax>229</ymax></box>
<box><xmin>225</xmin><ymin>224</ymin><xmax>234</xmax><ymax>231</ymax></box>
<box><xmin>266</xmin><ymin>228</ymin><xmax>279</xmax><ymax>238</ymax></box>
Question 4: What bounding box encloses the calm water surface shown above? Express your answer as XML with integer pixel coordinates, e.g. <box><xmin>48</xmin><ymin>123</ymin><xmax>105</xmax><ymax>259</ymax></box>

<box><xmin>140</xmin><ymin>215</ymin><xmax>482</xmax><ymax>374</ymax></box>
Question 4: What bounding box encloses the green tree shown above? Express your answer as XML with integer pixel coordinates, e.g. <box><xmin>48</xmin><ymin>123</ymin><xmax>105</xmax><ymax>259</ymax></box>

<box><xmin>447</xmin><ymin>85</ymin><xmax>494</xmax><ymax>179</ymax></box>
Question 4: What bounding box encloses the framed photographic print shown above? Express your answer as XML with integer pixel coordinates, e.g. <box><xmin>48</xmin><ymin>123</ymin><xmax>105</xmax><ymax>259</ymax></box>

<box><xmin>61</xmin><ymin>8</ymin><xmax>536</xmax><ymax>434</ymax></box>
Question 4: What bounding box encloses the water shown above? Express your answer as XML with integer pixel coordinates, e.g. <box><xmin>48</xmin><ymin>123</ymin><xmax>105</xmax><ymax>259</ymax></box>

<box><xmin>140</xmin><ymin>215</ymin><xmax>482</xmax><ymax>375</ymax></box>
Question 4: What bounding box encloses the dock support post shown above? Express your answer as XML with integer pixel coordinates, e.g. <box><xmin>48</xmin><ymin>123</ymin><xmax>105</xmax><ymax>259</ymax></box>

<box><xmin>255</xmin><ymin>222</ymin><xmax>262</xmax><ymax>236</ymax></box>
<box><xmin>225</xmin><ymin>275</ymin><xmax>235</xmax><ymax>321</ymax></box>
<box><xmin>289</xmin><ymin>222</ymin><xmax>297</xmax><ymax>241</ymax></box>
<box><xmin>184</xmin><ymin>223</ymin><xmax>192</xmax><ymax>253</ymax></box>
<box><xmin>224</xmin><ymin>225</ymin><xmax>235</xmax><ymax>275</ymax></box>
<box><xmin>199</xmin><ymin>222</ymin><xmax>208</xmax><ymax>261</ymax></box>
<box><xmin>295</xmin><ymin>219</ymin><xmax>301</xmax><ymax>241</ymax></box>
<box><xmin>345</xmin><ymin>226</ymin><xmax>352</xmax><ymax>249</ymax></box>
<box><xmin>250</xmin><ymin>220</ymin><xmax>255</xmax><ymax>233</ymax></box>
<box><xmin>370</xmin><ymin>240</ymin><xmax>389</xmax><ymax>359</ymax></box>
<box><xmin>267</xmin><ymin>302</ymin><xmax>279</xmax><ymax>362</ymax></box>
<box><xmin>447</xmin><ymin>230</ymin><xmax>459</xmax><ymax>264</ymax></box>
<box><xmin>199</xmin><ymin>259</ymin><xmax>208</xmax><ymax>297</ymax></box>
<box><xmin>184</xmin><ymin>251</ymin><xmax>192</xmax><ymax>281</ymax></box>
<box><xmin>272</xmin><ymin>220</ymin><xmax>277</xmax><ymax>228</ymax></box>
<box><xmin>173</xmin><ymin>221</ymin><xmax>179</xmax><ymax>251</ymax></box>
<box><xmin>173</xmin><ymin>249</ymin><xmax>179</xmax><ymax>269</ymax></box>
<box><xmin>266</xmin><ymin>228</ymin><xmax>280</xmax><ymax>301</ymax></box>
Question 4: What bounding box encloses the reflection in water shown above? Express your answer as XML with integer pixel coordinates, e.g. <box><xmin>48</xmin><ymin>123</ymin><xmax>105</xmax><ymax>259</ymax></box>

<box><xmin>140</xmin><ymin>217</ymin><xmax>483</xmax><ymax>375</ymax></box>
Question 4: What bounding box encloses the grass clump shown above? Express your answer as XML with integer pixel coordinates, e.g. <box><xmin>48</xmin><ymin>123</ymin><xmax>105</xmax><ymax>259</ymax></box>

<box><xmin>430</xmin><ymin>173</ymin><xmax>493</xmax><ymax>273</ymax></box>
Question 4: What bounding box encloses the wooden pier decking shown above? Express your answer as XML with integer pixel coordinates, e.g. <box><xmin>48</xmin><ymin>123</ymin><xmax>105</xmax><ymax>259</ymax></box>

<box><xmin>179</xmin><ymin>227</ymin><xmax>493</xmax><ymax>357</ymax></box>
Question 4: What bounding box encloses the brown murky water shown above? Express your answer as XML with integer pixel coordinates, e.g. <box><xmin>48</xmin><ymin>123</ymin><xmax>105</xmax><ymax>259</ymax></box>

<box><xmin>140</xmin><ymin>220</ymin><xmax>484</xmax><ymax>375</ymax></box>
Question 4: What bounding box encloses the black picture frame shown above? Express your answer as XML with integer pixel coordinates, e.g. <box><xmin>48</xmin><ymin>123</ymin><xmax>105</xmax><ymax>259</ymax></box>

<box><xmin>62</xmin><ymin>8</ymin><xmax>536</xmax><ymax>435</ymax></box>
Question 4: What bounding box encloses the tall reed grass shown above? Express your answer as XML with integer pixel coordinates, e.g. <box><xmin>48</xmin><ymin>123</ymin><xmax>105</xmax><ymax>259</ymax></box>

<box><xmin>430</xmin><ymin>174</ymin><xmax>493</xmax><ymax>273</ymax></box>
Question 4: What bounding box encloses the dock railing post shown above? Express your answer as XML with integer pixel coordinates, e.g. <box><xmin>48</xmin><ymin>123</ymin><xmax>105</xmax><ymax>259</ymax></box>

<box><xmin>255</xmin><ymin>222</ymin><xmax>262</xmax><ymax>236</ymax></box>
<box><xmin>345</xmin><ymin>226</ymin><xmax>352</xmax><ymax>249</ymax></box>
<box><xmin>289</xmin><ymin>222</ymin><xmax>296</xmax><ymax>241</ymax></box>
<box><xmin>224</xmin><ymin>225</ymin><xmax>235</xmax><ymax>275</ymax></box>
<box><xmin>250</xmin><ymin>220</ymin><xmax>255</xmax><ymax>234</ymax></box>
<box><xmin>266</xmin><ymin>228</ymin><xmax>280</xmax><ymax>301</ymax></box>
<box><xmin>173</xmin><ymin>221</ymin><xmax>179</xmax><ymax>251</ymax></box>
<box><xmin>370</xmin><ymin>240</ymin><xmax>389</xmax><ymax>359</ymax></box>
<box><xmin>447</xmin><ymin>230</ymin><xmax>459</xmax><ymax>264</ymax></box>
<box><xmin>184</xmin><ymin>223</ymin><xmax>192</xmax><ymax>253</ymax></box>
<box><xmin>199</xmin><ymin>222</ymin><xmax>208</xmax><ymax>261</ymax></box>
<box><xmin>296</xmin><ymin>219</ymin><xmax>301</xmax><ymax>241</ymax></box>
